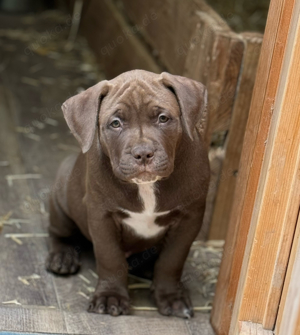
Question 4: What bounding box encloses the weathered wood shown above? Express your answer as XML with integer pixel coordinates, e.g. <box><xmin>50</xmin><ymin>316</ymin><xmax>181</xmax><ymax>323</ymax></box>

<box><xmin>0</xmin><ymin>86</ymin><xmax>60</xmax><ymax>309</ymax></box>
<box><xmin>239</xmin><ymin>322</ymin><xmax>273</xmax><ymax>335</ymax></box>
<box><xmin>0</xmin><ymin>306</ymin><xmax>213</xmax><ymax>335</ymax></box>
<box><xmin>276</xmin><ymin>210</ymin><xmax>300</xmax><ymax>335</ymax></box>
<box><xmin>182</xmin><ymin>13</ymin><xmax>244</xmax><ymax>139</ymax></box>
<box><xmin>76</xmin><ymin>0</ymin><xmax>162</xmax><ymax>79</ymax></box>
<box><xmin>0</xmin><ymin>306</ymin><xmax>67</xmax><ymax>334</ymax></box>
<box><xmin>211</xmin><ymin>0</ymin><xmax>296</xmax><ymax>333</ymax></box>
<box><xmin>229</xmin><ymin>0</ymin><xmax>300</xmax><ymax>333</ymax></box>
<box><xmin>208</xmin><ymin>32</ymin><xmax>263</xmax><ymax>240</ymax></box>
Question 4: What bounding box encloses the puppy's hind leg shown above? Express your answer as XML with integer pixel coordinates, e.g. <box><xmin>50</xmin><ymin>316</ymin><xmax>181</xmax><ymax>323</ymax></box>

<box><xmin>46</xmin><ymin>195</ymin><xmax>81</xmax><ymax>275</ymax></box>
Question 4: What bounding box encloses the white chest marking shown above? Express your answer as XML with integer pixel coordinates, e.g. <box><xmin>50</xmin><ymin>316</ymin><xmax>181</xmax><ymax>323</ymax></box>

<box><xmin>122</xmin><ymin>183</ymin><xmax>170</xmax><ymax>238</ymax></box>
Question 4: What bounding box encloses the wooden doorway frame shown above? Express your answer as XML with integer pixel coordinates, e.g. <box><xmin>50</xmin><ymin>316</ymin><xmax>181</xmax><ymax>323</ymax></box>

<box><xmin>211</xmin><ymin>0</ymin><xmax>300</xmax><ymax>334</ymax></box>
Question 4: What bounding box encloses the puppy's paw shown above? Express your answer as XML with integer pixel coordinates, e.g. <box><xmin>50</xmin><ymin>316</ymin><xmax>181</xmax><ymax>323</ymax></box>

<box><xmin>46</xmin><ymin>250</ymin><xmax>80</xmax><ymax>275</ymax></box>
<box><xmin>88</xmin><ymin>292</ymin><xmax>130</xmax><ymax>316</ymax></box>
<box><xmin>154</xmin><ymin>289</ymin><xmax>193</xmax><ymax>319</ymax></box>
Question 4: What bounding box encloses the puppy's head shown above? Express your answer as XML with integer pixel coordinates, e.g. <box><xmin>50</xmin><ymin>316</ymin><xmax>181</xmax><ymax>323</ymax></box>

<box><xmin>62</xmin><ymin>70</ymin><xmax>207</xmax><ymax>184</ymax></box>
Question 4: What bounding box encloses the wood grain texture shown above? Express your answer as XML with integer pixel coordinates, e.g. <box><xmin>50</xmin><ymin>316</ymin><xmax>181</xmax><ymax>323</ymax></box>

<box><xmin>276</xmin><ymin>210</ymin><xmax>300</xmax><ymax>335</ymax></box>
<box><xmin>208</xmin><ymin>32</ymin><xmax>263</xmax><ymax>240</ymax></box>
<box><xmin>239</xmin><ymin>322</ymin><xmax>273</xmax><ymax>335</ymax></box>
<box><xmin>183</xmin><ymin>12</ymin><xmax>244</xmax><ymax>139</ymax></box>
<box><xmin>275</xmin><ymin>209</ymin><xmax>300</xmax><ymax>333</ymax></box>
<box><xmin>0</xmin><ymin>87</ymin><xmax>59</xmax><ymax>310</ymax></box>
<box><xmin>211</xmin><ymin>0</ymin><xmax>296</xmax><ymax>334</ymax></box>
<box><xmin>230</xmin><ymin>0</ymin><xmax>300</xmax><ymax>332</ymax></box>
<box><xmin>0</xmin><ymin>306</ymin><xmax>213</xmax><ymax>335</ymax></box>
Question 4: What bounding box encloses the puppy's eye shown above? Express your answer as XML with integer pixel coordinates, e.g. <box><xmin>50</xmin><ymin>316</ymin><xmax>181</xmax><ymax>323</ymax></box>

<box><xmin>110</xmin><ymin>119</ymin><xmax>121</xmax><ymax>128</ymax></box>
<box><xmin>158</xmin><ymin>114</ymin><xmax>169</xmax><ymax>123</ymax></box>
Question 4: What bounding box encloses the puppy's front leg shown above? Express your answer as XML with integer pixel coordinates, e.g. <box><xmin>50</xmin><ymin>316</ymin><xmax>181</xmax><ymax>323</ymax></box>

<box><xmin>87</xmin><ymin>212</ymin><xmax>130</xmax><ymax>316</ymax></box>
<box><xmin>152</xmin><ymin>206</ymin><xmax>205</xmax><ymax>318</ymax></box>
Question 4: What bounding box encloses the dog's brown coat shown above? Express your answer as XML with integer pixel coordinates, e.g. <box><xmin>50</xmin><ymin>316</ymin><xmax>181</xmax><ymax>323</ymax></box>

<box><xmin>46</xmin><ymin>70</ymin><xmax>210</xmax><ymax>318</ymax></box>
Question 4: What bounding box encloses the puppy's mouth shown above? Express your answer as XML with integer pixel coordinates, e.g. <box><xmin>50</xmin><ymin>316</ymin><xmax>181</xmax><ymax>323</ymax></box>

<box><xmin>116</xmin><ymin>160</ymin><xmax>171</xmax><ymax>183</ymax></box>
<box><xmin>131</xmin><ymin>171</ymin><xmax>162</xmax><ymax>184</ymax></box>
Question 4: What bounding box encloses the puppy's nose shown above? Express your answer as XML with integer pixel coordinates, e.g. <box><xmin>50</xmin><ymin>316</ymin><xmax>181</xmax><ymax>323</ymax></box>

<box><xmin>132</xmin><ymin>145</ymin><xmax>155</xmax><ymax>164</ymax></box>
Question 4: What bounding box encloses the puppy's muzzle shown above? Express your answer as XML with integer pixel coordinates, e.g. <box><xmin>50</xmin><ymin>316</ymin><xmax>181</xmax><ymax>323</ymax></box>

<box><xmin>131</xmin><ymin>144</ymin><xmax>155</xmax><ymax>166</ymax></box>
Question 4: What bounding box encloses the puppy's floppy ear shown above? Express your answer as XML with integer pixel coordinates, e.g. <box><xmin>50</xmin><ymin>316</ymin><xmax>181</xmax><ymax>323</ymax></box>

<box><xmin>61</xmin><ymin>81</ymin><xmax>109</xmax><ymax>153</ymax></box>
<box><xmin>160</xmin><ymin>72</ymin><xmax>207</xmax><ymax>140</ymax></box>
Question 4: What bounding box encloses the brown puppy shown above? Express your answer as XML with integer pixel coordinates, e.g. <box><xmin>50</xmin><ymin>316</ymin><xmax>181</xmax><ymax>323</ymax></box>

<box><xmin>46</xmin><ymin>70</ymin><xmax>210</xmax><ymax>318</ymax></box>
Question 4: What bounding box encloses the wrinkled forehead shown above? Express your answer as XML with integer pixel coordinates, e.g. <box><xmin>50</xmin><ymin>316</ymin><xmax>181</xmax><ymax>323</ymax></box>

<box><xmin>100</xmin><ymin>77</ymin><xmax>180</xmax><ymax>120</ymax></box>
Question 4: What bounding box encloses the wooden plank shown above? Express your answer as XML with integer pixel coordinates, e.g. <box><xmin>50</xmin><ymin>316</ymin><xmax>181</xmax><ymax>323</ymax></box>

<box><xmin>0</xmin><ymin>86</ymin><xmax>60</xmax><ymax>310</ymax></box>
<box><xmin>276</xmin><ymin>209</ymin><xmax>300</xmax><ymax>335</ymax></box>
<box><xmin>208</xmin><ymin>32</ymin><xmax>263</xmax><ymax>240</ymax></box>
<box><xmin>275</xmin><ymin>209</ymin><xmax>300</xmax><ymax>332</ymax></box>
<box><xmin>0</xmin><ymin>307</ymin><xmax>67</xmax><ymax>334</ymax></box>
<box><xmin>0</xmin><ymin>306</ymin><xmax>210</xmax><ymax>335</ymax></box>
<box><xmin>76</xmin><ymin>0</ymin><xmax>162</xmax><ymax>79</ymax></box>
<box><xmin>239</xmin><ymin>322</ymin><xmax>273</xmax><ymax>335</ymax></box>
<box><xmin>64</xmin><ymin>312</ymin><xmax>206</xmax><ymax>335</ymax></box>
<box><xmin>211</xmin><ymin>0</ymin><xmax>296</xmax><ymax>333</ymax></box>
<box><xmin>229</xmin><ymin>0</ymin><xmax>300</xmax><ymax>332</ymax></box>
<box><xmin>182</xmin><ymin>12</ymin><xmax>244</xmax><ymax>139</ymax></box>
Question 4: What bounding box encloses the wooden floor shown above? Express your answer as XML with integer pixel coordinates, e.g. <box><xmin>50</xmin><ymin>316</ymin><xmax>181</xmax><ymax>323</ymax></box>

<box><xmin>0</xmin><ymin>11</ymin><xmax>215</xmax><ymax>335</ymax></box>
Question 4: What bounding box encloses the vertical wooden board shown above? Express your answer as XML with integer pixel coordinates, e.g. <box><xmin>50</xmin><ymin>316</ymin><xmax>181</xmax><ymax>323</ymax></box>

<box><xmin>207</xmin><ymin>37</ymin><xmax>244</xmax><ymax>135</ymax></box>
<box><xmin>183</xmin><ymin>10</ymin><xmax>244</xmax><ymax>135</ymax></box>
<box><xmin>76</xmin><ymin>0</ymin><xmax>161</xmax><ymax>79</ymax></box>
<box><xmin>276</xmin><ymin>210</ymin><xmax>300</xmax><ymax>334</ymax></box>
<box><xmin>182</xmin><ymin>17</ymin><xmax>244</xmax><ymax>235</ymax></box>
<box><xmin>211</xmin><ymin>0</ymin><xmax>295</xmax><ymax>333</ymax></box>
<box><xmin>230</xmin><ymin>0</ymin><xmax>300</xmax><ymax>332</ymax></box>
<box><xmin>183</xmin><ymin>13</ymin><xmax>216</xmax><ymax>85</ymax></box>
<box><xmin>208</xmin><ymin>32</ymin><xmax>263</xmax><ymax>240</ymax></box>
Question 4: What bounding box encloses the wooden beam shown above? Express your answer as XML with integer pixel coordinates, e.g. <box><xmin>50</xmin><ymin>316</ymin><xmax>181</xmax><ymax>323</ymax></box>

<box><xmin>230</xmin><ymin>0</ymin><xmax>300</xmax><ymax>332</ymax></box>
<box><xmin>208</xmin><ymin>32</ymin><xmax>263</xmax><ymax>240</ymax></box>
<box><xmin>211</xmin><ymin>0</ymin><xmax>296</xmax><ymax>334</ymax></box>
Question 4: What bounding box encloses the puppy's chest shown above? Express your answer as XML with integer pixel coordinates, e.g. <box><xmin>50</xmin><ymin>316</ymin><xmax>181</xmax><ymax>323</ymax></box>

<box><xmin>121</xmin><ymin>184</ymin><xmax>170</xmax><ymax>239</ymax></box>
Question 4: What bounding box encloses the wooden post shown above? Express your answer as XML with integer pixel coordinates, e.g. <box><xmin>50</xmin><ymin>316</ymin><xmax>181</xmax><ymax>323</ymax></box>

<box><xmin>230</xmin><ymin>0</ymin><xmax>300</xmax><ymax>330</ymax></box>
<box><xmin>211</xmin><ymin>0</ymin><xmax>297</xmax><ymax>334</ymax></box>
<box><xmin>208</xmin><ymin>32</ymin><xmax>263</xmax><ymax>240</ymax></box>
